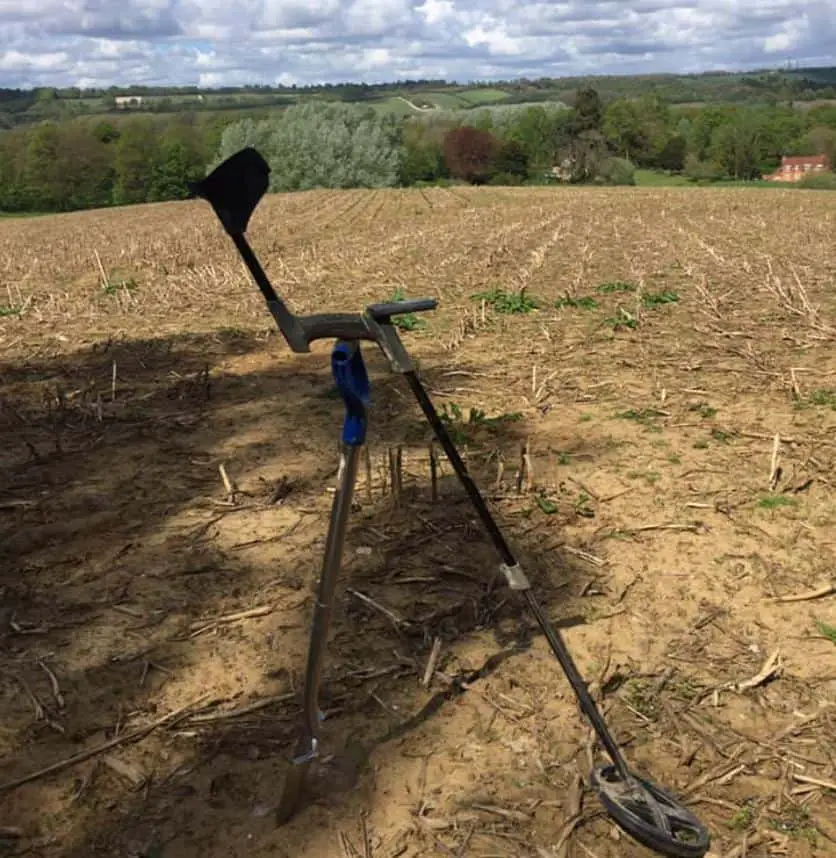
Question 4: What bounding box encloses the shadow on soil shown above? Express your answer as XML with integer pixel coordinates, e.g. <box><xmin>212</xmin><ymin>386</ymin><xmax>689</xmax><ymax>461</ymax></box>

<box><xmin>0</xmin><ymin>328</ymin><xmax>602</xmax><ymax>857</ymax></box>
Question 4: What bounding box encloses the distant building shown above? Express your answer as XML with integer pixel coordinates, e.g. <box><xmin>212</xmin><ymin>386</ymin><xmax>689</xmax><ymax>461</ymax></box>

<box><xmin>114</xmin><ymin>95</ymin><xmax>143</xmax><ymax>108</ymax></box>
<box><xmin>764</xmin><ymin>154</ymin><xmax>831</xmax><ymax>182</ymax></box>
<box><xmin>549</xmin><ymin>158</ymin><xmax>575</xmax><ymax>181</ymax></box>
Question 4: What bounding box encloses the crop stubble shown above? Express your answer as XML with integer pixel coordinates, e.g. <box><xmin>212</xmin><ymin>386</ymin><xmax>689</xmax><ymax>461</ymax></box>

<box><xmin>0</xmin><ymin>185</ymin><xmax>834</xmax><ymax>857</ymax></box>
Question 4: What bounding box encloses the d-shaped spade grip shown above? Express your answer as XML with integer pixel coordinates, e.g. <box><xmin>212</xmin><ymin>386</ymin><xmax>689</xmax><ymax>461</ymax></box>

<box><xmin>331</xmin><ymin>340</ymin><xmax>370</xmax><ymax>446</ymax></box>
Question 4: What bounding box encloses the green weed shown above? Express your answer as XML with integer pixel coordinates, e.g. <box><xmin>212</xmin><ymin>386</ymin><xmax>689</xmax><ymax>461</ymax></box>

<box><xmin>768</xmin><ymin>804</ymin><xmax>818</xmax><ymax>843</ymax></box>
<box><xmin>574</xmin><ymin>492</ymin><xmax>594</xmax><ymax>517</ymax></box>
<box><xmin>814</xmin><ymin>619</ymin><xmax>836</xmax><ymax>644</ymax></box>
<box><xmin>798</xmin><ymin>388</ymin><xmax>836</xmax><ymax>410</ymax></box>
<box><xmin>603</xmin><ymin>308</ymin><xmax>638</xmax><ymax>330</ymax></box>
<box><xmin>727</xmin><ymin>803</ymin><xmax>756</xmax><ymax>831</ymax></box>
<box><xmin>757</xmin><ymin>495</ymin><xmax>798</xmax><ymax>510</ymax></box>
<box><xmin>439</xmin><ymin>401</ymin><xmax>522</xmax><ymax>446</ymax></box>
<box><xmin>472</xmin><ymin>287</ymin><xmax>539</xmax><ymax>314</ymax></box>
<box><xmin>389</xmin><ymin>287</ymin><xmax>428</xmax><ymax>332</ymax></box>
<box><xmin>555</xmin><ymin>295</ymin><xmax>598</xmax><ymax>310</ymax></box>
<box><xmin>102</xmin><ymin>276</ymin><xmax>138</xmax><ymax>295</ymax></box>
<box><xmin>689</xmin><ymin>402</ymin><xmax>717</xmax><ymax>419</ymax></box>
<box><xmin>710</xmin><ymin>428</ymin><xmax>734</xmax><ymax>443</ymax></box>
<box><xmin>641</xmin><ymin>290</ymin><xmax>680</xmax><ymax>308</ymax></box>
<box><xmin>615</xmin><ymin>408</ymin><xmax>666</xmax><ymax>426</ymax></box>
<box><xmin>596</xmin><ymin>280</ymin><xmax>638</xmax><ymax>294</ymax></box>
<box><xmin>535</xmin><ymin>495</ymin><xmax>559</xmax><ymax>515</ymax></box>
<box><xmin>624</xmin><ymin>678</ymin><xmax>660</xmax><ymax>719</ymax></box>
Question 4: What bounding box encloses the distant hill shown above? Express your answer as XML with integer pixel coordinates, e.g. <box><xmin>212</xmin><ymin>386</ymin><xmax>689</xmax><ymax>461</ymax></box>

<box><xmin>1</xmin><ymin>65</ymin><xmax>834</xmax><ymax>129</ymax></box>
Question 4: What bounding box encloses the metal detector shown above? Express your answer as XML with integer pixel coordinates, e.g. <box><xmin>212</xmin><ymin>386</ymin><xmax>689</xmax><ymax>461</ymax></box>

<box><xmin>188</xmin><ymin>147</ymin><xmax>711</xmax><ymax>858</ymax></box>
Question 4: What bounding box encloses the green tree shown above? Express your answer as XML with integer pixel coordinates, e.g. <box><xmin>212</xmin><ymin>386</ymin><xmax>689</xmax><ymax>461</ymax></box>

<box><xmin>54</xmin><ymin>124</ymin><xmax>114</xmax><ymax>209</ymax></box>
<box><xmin>603</xmin><ymin>98</ymin><xmax>644</xmax><ymax>159</ymax></box>
<box><xmin>795</xmin><ymin>125</ymin><xmax>836</xmax><ymax>166</ymax></box>
<box><xmin>596</xmin><ymin>157</ymin><xmax>636</xmax><ymax>185</ymax></box>
<box><xmin>569</xmin><ymin>87</ymin><xmax>603</xmax><ymax>136</ymax></box>
<box><xmin>216</xmin><ymin>103</ymin><xmax>404</xmax><ymax>191</ymax></box>
<box><xmin>657</xmin><ymin>135</ymin><xmax>687</xmax><ymax>171</ymax></box>
<box><xmin>758</xmin><ymin>106</ymin><xmax>807</xmax><ymax>171</ymax></box>
<box><xmin>684</xmin><ymin>152</ymin><xmax>723</xmax><ymax>182</ymax></box>
<box><xmin>504</xmin><ymin>104</ymin><xmax>570</xmax><ymax>173</ymax></box>
<box><xmin>112</xmin><ymin>118</ymin><xmax>158</xmax><ymax>204</ymax></box>
<box><xmin>493</xmin><ymin>138</ymin><xmax>528</xmax><ymax>180</ymax></box>
<box><xmin>0</xmin><ymin>129</ymin><xmax>27</xmax><ymax>210</ymax></box>
<box><xmin>689</xmin><ymin>106</ymin><xmax>731</xmax><ymax>161</ymax></box>
<box><xmin>148</xmin><ymin>124</ymin><xmax>205</xmax><ymax>201</ymax></box>
<box><xmin>93</xmin><ymin>120</ymin><xmax>120</xmax><ymax>143</ymax></box>
<box><xmin>21</xmin><ymin>122</ymin><xmax>63</xmax><ymax>209</ymax></box>
<box><xmin>709</xmin><ymin>110</ymin><xmax>764</xmax><ymax>179</ymax></box>
<box><xmin>399</xmin><ymin>121</ymin><xmax>446</xmax><ymax>184</ymax></box>
<box><xmin>806</xmin><ymin>105</ymin><xmax>836</xmax><ymax>131</ymax></box>
<box><xmin>603</xmin><ymin>96</ymin><xmax>671</xmax><ymax>166</ymax></box>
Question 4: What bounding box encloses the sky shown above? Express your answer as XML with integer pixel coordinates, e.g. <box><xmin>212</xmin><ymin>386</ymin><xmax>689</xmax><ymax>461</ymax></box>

<box><xmin>0</xmin><ymin>1</ymin><xmax>833</xmax><ymax>89</ymax></box>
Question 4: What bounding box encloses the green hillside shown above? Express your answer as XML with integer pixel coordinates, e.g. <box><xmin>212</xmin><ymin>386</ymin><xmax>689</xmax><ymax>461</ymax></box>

<box><xmin>1</xmin><ymin>65</ymin><xmax>834</xmax><ymax>129</ymax></box>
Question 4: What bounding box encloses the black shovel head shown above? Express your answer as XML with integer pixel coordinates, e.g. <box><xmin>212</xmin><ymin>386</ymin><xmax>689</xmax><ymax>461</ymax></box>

<box><xmin>188</xmin><ymin>147</ymin><xmax>270</xmax><ymax>236</ymax></box>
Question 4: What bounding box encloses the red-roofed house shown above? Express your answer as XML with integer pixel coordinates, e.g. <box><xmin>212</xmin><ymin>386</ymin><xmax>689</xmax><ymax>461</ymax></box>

<box><xmin>765</xmin><ymin>153</ymin><xmax>831</xmax><ymax>183</ymax></box>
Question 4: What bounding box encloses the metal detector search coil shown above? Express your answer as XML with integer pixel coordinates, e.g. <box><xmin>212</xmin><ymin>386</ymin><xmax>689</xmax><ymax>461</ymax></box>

<box><xmin>188</xmin><ymin>147</ymin><xmax>711</xmax><ymax>858</ymax></box>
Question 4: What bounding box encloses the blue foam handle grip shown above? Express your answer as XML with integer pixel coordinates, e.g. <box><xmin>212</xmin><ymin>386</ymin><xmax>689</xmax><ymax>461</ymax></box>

<box><xmin>331</xmin><ymin>341</ymin><xmax>370</xmax><ymax>446</ymax></box>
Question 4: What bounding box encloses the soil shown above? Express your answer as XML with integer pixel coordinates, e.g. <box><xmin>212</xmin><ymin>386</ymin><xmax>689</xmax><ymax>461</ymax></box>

<box><xmin>0</xmin><ymin>184</ymin><xmax>834</xmax><ymax>858</ymax></box>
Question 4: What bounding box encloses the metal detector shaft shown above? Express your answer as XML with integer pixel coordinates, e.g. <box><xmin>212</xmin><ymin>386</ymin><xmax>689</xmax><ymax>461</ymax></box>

<box><xmin>404</xmin><ymin>370</ymin><xmax>630</xmax><ymax>778</ymax></box>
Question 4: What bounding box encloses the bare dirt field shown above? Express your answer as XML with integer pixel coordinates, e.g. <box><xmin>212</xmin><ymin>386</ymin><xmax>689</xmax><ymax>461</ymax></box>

<box><xmin>0</xmin><ymin>184</ymin><xmax>834</xmax><ymax>858</ymax></box>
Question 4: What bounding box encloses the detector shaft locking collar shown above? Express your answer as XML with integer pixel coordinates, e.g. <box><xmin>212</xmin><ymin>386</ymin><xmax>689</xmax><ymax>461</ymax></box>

<box><xmin>331</xmin><ymin>340</ymin><xmax>370</xmax><ymax>447</ymax></box>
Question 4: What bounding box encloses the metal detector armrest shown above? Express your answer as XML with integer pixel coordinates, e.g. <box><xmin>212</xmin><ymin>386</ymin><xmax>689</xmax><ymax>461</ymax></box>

<box><xmin>279</xmin><ymin>309</ymin><xmax>424</xmax><ymax>375</ymax></box>
<box><xmin>295</xmin><ymin>313</ymin><xmax>372</xmax><ymax>346</ymax></box>
<box><xmin>366</xmin><ymin>298</ymin><xmax>438</xmax><ymax>322</ymax></box>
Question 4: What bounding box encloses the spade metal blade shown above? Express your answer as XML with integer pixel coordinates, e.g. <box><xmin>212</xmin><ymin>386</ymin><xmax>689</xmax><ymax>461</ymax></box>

<box><xmin>188</xmin><ymin>146</ymin><xmax>270</xmax><ymax>236</ymax></box>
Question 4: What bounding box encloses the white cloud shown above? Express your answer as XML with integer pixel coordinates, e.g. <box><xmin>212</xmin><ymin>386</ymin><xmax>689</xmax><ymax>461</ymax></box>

<box><xmin>463</xmin><ymin>20</ymin><xmax>523</xmax><ymax>56</ymax></box>
<box><xmin>416</xmin><ymin>0</ymin><xmax>455</xmax><ymax>26</ymax></box>
<box><xmin>763</xmin><ymin>18</ymin><xmax>805</xmax><ymax>54</ymax></box>
<box><xmin>0</xmin><ymin>0</ymin><xmax>831</xmax><ymax>88</ymax></box>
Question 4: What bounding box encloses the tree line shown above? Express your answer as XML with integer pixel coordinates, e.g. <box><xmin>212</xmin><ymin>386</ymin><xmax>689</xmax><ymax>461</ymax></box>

<box><xmin>1</xmin><ymin>89</ymin><xmax>834</xmax><ymax>214</ymax></box>
<box><xmin>215</xmin><ymin>89</ymin><xmax>836</xmax><ymax>189</ymax></box>
<box><xmin>0</xmin><ymin>113</ymin><xmax>241</xmax><ymax>212</ymax></box>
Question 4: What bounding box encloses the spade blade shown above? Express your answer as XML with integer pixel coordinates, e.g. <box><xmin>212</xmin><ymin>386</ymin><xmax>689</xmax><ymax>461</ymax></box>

<box><xmin>188</xmin><ymin>147</ymin><xmax>270</xmax><ymax>236</ymax></box>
